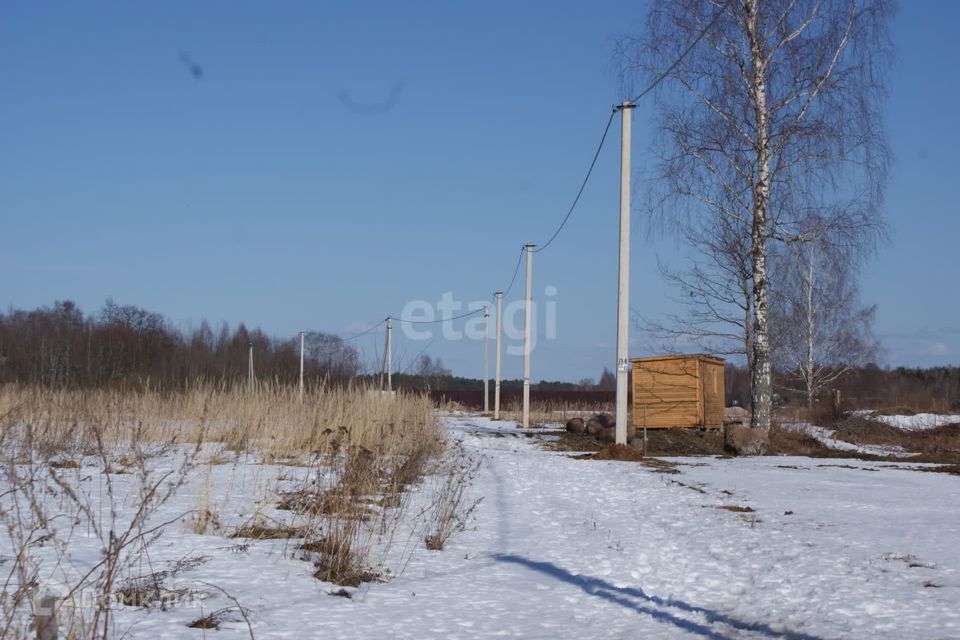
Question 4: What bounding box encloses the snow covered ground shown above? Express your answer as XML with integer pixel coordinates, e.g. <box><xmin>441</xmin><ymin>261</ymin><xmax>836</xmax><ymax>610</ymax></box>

<box><xmin>4</xmin><ymin>414</ymin><xmax>959</xmax><ymax>639</ymax></box>
<box><xmin>869</xmin><ymin>412</ymin><xmax>960</xmax><ymax>431</ymax></box>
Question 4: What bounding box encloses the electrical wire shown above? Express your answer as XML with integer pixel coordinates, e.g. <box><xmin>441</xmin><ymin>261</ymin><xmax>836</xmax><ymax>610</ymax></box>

<box><xmin>532</xmin><ymin>110</ymin><xmax>616</xmax><ymax>254</ymax></box>
<box><xmin>626</xmin><ymin>0</ymin><xmax>732</xmax><ymax>105</ymax></box>
<box><xmin>400</xmin><ymin>337</ymin><xmax>437</xmax><ymax>375</ymax></box>
<box><xmin>391</xmin><ymin>307</ymin><xmax>485</xmax><ymax>324</ymax></box>
<box><xmin>500</xmin><ymin>246</ymin><xmax>525</xmax><ymax>298</ymax></box>
<box><xmin>339</xmin><ymin>319</ymin><xmax>386</xmax><ymax>341</ymax></box>
<box><xmin>529</xmin><ymin>2</ymin><xmax>729</xmax><ymax>257</ymax></box>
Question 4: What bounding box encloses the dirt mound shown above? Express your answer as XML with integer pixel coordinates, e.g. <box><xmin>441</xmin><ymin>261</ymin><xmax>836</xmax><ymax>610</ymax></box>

<box><xmin>588</xmin><ymin>444</ymin><xmax>646</xmax><ymax>461</ymax></box>
<box><xmin>645</xmin><ymin>428</ymin><xmax>724</xmax><ymax>456</ymax></box>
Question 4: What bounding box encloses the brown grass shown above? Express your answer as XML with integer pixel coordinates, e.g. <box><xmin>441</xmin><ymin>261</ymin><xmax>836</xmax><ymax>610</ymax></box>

<box><xmin>0</xmin><ymin>380</ymin><xmax>437</xmax><ymax>458</ymax></box>
<box><xmin>229</xmin><ymin>523</ymin><xmax>308</xmax><ymax>540</ymax></box>
<box><xmin>497</xmin><ymin>399</ymin><xmax>614</xmax><ymax>427</ymax></box>
<box><xmin>718</xmin><ymin>505</ymin><xmax>755</xmax><ymax>513</ymax></box>
<box><xmin>831</xmin><ymin>417</ymin><xmax>960</xmax><ymax>463</ymax></box>
<box><xmin>0</xmin><ymin>380</ymin><xmax>443</xmax><ymax>626</ymax></box>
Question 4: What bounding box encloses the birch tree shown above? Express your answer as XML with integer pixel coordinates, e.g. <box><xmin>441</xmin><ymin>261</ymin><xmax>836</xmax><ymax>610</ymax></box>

<box><xmin>617</xmin><ymin>0</ymin><xmax>892</xmax><ymax>429</ymax></box>
<box><xmin>770</xmin><ymin>240</ymin><xmax>878</xmax><ymax>410</ymax></box>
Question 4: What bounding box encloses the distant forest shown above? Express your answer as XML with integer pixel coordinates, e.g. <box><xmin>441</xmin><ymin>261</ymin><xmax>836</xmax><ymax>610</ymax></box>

<box><xmin>1</xmin><ymin>300</ymin><xmax>958</xmax><ymax>412</ymax></box>
<box><xmin>0</xmin><ymin>300</ymin><xmax>359</xmax><ymax>389</ymax></box>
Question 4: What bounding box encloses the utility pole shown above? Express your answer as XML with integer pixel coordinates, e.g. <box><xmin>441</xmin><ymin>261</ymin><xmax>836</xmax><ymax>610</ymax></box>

<box><xmin>385</xmin><ymin>317</ymin><xmax>393</xmax><ymax>393</ymax></box>
<box><xmin>522</xmin><ymin>243</ymin><xmax>534</xmax><ymax>428</ymax></box>
<box><xmin>298</xmin><ymin>331</ymin><xmax>306</xmax><ymax>402</ymax></box>
<box><xmin>247</xmin><ymin>341</ymin><xmax>255</xmax><ymax>391</ymax></box>
<box><xmin>483</xmin><ymin>305</ymin><xmax>489</xmax><ymax>413</ymax></box>
<box><xmin>494</xmin><ymin>291</ymin><xmax>503</xmax><ymax>420</ymax></box>
<box><xmin>614</xmin><ymin>102</ymin><xmax>635</xmax><ymax>445</ymax></box>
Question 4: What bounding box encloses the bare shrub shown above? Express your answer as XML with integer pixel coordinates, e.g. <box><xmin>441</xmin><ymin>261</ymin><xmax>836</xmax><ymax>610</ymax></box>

<box><xmin>423</xmin><ymin>442</ymin><xmax>482</xmax><ymax>551</ymax></box>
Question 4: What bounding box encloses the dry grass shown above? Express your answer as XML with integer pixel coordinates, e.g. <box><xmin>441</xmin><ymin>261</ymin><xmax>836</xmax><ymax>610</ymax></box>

<box><xmin>423</xmin><ymin>442</ymin><xmax>482</xmax><ymax>551</ymax></box>
<box><xmin>718</xmin><ymin>505</ymin><xmax>755</xmax><ymax>513</ymax></box>
<box><xmin>497</xmin><ymin>399</ymin><xmax>614</xmax><ymax>427</ymax></box>
<box><xmin>0</xmin><ymin>380</ymin><xmax>436</xmax><ymax>458</ymax></box>
<box><xmin>830</xmin><ymin>417</ymin><xmax>960</xmax><ymax>463</ymax></box>
<box><xmin>0</xmin><ymin>381</ymin><xmax>442</xmax><ymax>635</ymax></box>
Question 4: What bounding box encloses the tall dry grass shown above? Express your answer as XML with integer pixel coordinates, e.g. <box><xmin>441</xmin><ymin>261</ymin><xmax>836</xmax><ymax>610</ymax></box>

<box><xmin>0</xmin><ymin>381</ymin><xmax>442</xmax><ymax>638</ymax></box>
<box><xmin>495</xmin><ymin>398</ymin><xmax>614</xmax><ymax>427</ymax></box>
<box><xmin>0</xmin><ymin>381</ymin><xmax>436</xmax><ymax>458</ymax></box>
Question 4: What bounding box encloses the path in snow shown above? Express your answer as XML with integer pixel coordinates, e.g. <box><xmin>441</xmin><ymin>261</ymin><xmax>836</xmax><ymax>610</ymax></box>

<box><xmin>305</xmin><ymin>415</ymin><xmax>959</xmax><ymax>639</ymax></box>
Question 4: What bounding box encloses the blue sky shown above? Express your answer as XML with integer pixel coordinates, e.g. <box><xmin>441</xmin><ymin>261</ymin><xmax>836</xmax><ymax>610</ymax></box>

<box><xmin>2</xmin><ymin>1</ymin><xmax>958</xmax><ymax>382</ymax></box>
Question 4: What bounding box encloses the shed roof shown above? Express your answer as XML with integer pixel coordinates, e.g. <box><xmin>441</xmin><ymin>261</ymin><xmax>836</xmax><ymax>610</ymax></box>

<box><xmin>630</xmin><ymin>354</ymin><xmax>726</xmax><ymax>365</ymax></box>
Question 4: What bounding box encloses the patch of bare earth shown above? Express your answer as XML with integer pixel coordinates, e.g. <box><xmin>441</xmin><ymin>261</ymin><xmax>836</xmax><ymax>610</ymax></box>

<box><xmin>572</xmin><ymin>444</ymin><xmax>680</xmax><ymax>474</ymax></box>
<box><xmin>547</xmin><ymin>428</ymin><xmax>723</xmax><ymax>456</ymax></box>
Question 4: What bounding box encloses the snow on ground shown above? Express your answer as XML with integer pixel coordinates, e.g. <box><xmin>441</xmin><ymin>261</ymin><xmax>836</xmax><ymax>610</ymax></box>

<box><xmin>869</xmin><ymin>412</ymin><xmax>960</xmax><ymax>431</ymax></box>
<box><xmin>4</xmin><ymin>414</ymin><xmax>959</xmax><ymax>639</ymax></box>
<box><xmin>780</xmin><ymin>422</ymin><xmax>916</xmax><ymax>458</ymax></box>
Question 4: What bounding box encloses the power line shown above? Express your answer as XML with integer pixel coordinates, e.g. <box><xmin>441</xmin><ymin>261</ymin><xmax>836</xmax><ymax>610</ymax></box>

<box><xmin>526</xmin><ymin>1</ymin><xmax>730</xmax><ymax>257</ymax></box>
<box><xmin>626</xmin><ymin>0</ymin><xmax>731</xmax><ymax>105</ymax></box>
<box><xmin>391</xmin><ymin>307</ymin><xmax>485</xmax><ymax>325</ymax></box>
<box><xmin>400</xmin><ymin>337</ymin><xmax>437</xmax><ymax>375</ymax></box>
<box><xmin>532</xmin><ymin>110</ymin><xmax>616</xmax><ymax>254</ymax></box>
<box><xmin>501</xmin><ymin>246</ymin><xmax>525</xmax><ymax>298</ymax></box>
<box><xmin>339</xmin><ymin>319</ymin><xmax>386</xmax><ymax>341</ymax></box>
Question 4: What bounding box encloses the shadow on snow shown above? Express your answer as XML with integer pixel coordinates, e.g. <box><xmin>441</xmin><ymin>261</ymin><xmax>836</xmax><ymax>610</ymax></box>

<box><xmin>493</xmin><ymin>554</ymin><xmax>822</xmax><ymax>640</ymax></box>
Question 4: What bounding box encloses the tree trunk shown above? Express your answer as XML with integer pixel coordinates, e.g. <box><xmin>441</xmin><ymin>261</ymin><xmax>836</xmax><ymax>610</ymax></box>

<box><xmin>747</xmin><ymin>0</ymin><xmax>773</xmax><ymax>431</ymax></box>
<box><xmin>805</xmin><ymin>249</ymin><xmax>816</xmax><ymax>412</ymax></box>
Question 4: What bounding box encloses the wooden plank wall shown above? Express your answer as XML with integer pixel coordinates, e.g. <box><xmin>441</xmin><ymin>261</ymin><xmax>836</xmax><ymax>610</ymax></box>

<box><xmin>632</xmin><ymin>357</ymin><xmax>701</xmax><ymax>428</ymax></box>
<box><xmin>702</xmin><ymin>360</ymin><xmax>725</xmax><ymax>427</ymax></box>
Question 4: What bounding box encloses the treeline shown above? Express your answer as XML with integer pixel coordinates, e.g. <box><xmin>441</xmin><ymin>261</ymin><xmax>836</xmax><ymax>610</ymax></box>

<box><xmin>0</xmin><ymin>300</ymin><xmax>361</xmax><ymax>389</ymax></box>
<box><xmin>378</xmin><ymin>354</ymin><xmax>619</xmax><ymax>393</ymax></box>
<box><xmin>723</xmin><ymin>363</ymin><xmax>960</xmax><ymax>413</ymax></box>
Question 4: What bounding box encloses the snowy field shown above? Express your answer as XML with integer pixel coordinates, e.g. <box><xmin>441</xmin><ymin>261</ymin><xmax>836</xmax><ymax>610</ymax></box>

<box><xmin>4</xmin><ymin>413</ymin><xmax>959</xmax><ymax>639</ymax></box>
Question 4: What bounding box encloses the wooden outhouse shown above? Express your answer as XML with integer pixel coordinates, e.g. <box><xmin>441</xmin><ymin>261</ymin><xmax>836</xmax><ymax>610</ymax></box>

<box><xmin>631</xmin><ymin>355</ymin><xmax>725</xmax><ymax>429</ymax></box>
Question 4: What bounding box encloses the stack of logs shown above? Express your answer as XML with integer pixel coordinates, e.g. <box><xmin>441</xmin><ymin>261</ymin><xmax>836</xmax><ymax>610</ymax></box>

<box><xmin>565</xmin><ymin>413</ymin><xmax>637</xmax><ymax>444</ymax></box>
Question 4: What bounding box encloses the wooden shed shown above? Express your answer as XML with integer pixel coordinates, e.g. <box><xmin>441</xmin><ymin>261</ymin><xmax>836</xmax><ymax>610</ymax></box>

<box><xmin>631</xmin><ymin>355</ymin><xmax>725</xmax><ymax>429</ymax></box>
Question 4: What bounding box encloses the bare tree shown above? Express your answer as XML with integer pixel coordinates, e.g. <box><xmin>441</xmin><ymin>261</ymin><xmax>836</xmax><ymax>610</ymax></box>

<box><xmin>617</xmin><ymin>0</ymin><xmax>893</xmax><ymax>429</ymax></box>
<box><xmin>415</xmin><ymin>354</ymin><xmax>452</xmax><ymax>389</ymax></box>
<box><xmin>771</xmin><ymin>239</ymin><xmax>878</xmax><ymax>410</ymax></box>
<box><xmin>597</xmin><ymin>367</ymin><xmax>617</xmax><ymax>391</ymax></box>
<box><xmin>303</xmin><ymin>331</ymin><xmax>361</xmax><ymax>379</ymax></box>
<box><xmin>641</xmin><ymin>214</ymin><xmax>754</xmax><ymax>367</ymax></box>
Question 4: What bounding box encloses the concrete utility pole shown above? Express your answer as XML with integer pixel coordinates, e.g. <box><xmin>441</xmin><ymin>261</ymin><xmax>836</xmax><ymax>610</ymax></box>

<box><xmin>385</xmin><ymin>317</ymin><xmax>393</xmax><ymax>393</ymax></box>
<box><xmin>247</xmin><ymin>342</ymin><xmax>255</xmax><ymax>390</ymax></box>
<box><xmin>494</xmin><ymin>291</ymin><xmax>503</xmax><ymax>420</ymax></box>
<box><xmin>483</xmin><ymin>305</ymin><xmax>490</xmax><ymax>413</ymax></box>
<box><xmin>614</xmin><ymin>102</ymin><xmax>635</xmax><ymax>445</ymax></box>
<box><xmin>522</xmin><ymin>243</ymin><xmax>534</xmax><ymax>428</ymax></box>
<box><xmin>298</xmin><ymin>331</ymin><xmax>306</xmax><ymax>402</ymax></box>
